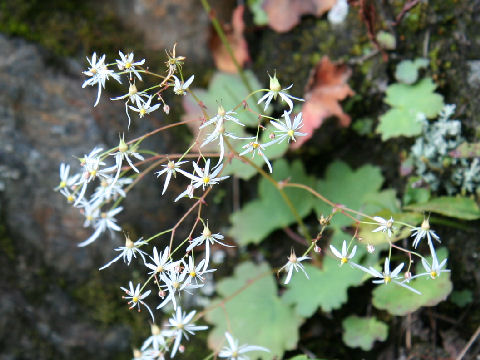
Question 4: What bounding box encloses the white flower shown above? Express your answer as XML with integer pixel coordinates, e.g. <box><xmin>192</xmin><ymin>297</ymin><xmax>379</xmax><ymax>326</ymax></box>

<box><xmin>129</xmin><ymin>95</ymin><xmax>161</xmax><ymax>118</ymax></box>
<box><xmin>239</xmin><ymin>141</ymin><xmax>274</xmax><ymax>173</ymax></box>
<box><xmin>172</xmin><ymin>75</ymin><xmax>194</xmax><ymax>96</ymax></box>
<box><xmin>372</xmin><ymin>216</ymin><xmax>395</xmax><ymax>237</ymax></box>
<box><xmin>78</xmin><ymin>199</ymin><xmax>101</xmax><ymax>227</ymax></box>
<box><xmin>82</xmin><ymin>53</ymin><xmax>121</xmax><ymax>107</ymax></box>
<box><xmin>181</xmin><ymin>256</ymin><xmax>216</xmax><ymax>290</ymax></box>
<box><xmin>77</xmin><ymin>206</ymin><xmax>123</xmax><ymax>247</ymax></box>
<box><xmin>359</xmin><ymin>258</ymin><xmax>421</xmax><ymax>295</ymax></box>
<box><xmin>132</xmin><ymin>348</ymin><xmax>158</xmax><ymax>360</ymax></box>
<box><xmin>155</xmin><ymin>160</ymin><xmax>188</xmax><ymax>195</ymax></box>
<box><xmin>414</xmin><ymin>246</ymin><xmax>450</xmax><ymax>280</ymax></box>
<box><xmin>54</xmin><ymin>163</ymin><xmax>79</xmax><ymax>191</ymax></box>
<box><xmin>111</xmin><ymin>83</ymin><xmax>149</xmax><ymax>128</ymax></box>
<box><xmin>120</xmin><ymin>281</ymin><xmax>154</xmax><ymax>321</ymax></box>
<box><xmin>99</xmin><ymin>235</ymin><xmax>148</xmax><ymax>270</ymax></box>
<box><xmin>328</xmin><ymin>0</ymin><xmax>349</xmax><ymax>24</ymax></box>
<box><xmin>200</xmin><ymin>121</ymin><xmax>252</xmax><ymax>165</ymax></box>
<box><xmin>156</xmin><ymin>269</ymin><xmax>187</xmax><ymax>311</ymax></box>
<box><xmin>410</xmin><ymin>218</ymin><xmax>440</xmax><ymax>248</ymax></box>
<box><xmin>111</xmin><ymin>134</ymin><xmax>144</xmax><ymax>185</ymax></box>
<box><xmin>257</xmin><ymin>73</ymin><xmax>304</xmax><ymax>113</ymax></box>
<box><xmin>90</xmin><ymin>177</ymin><xmax>132</xmax><ymax>204</ymax></box>
<box><xmin>74</xmin><ymin>147</ymin><xmax>109</xmax><ymax>206</ymax></box>
<box><xmin>186</xmin><ymin>224</ymin><xmax>233</xmax><ymax>272</ymax></box>
<box><xmin>200</xmin><ymin>105</ymin><xmax>245</xmax><ymax>129</ymax></box>
<box><xmin>116</xmin><ymin>51</ymin><xmax>145</xmax><ymax>80</ymax></box>
<box><xmin>270</xmin><ymin>111</ymin><xmax>307</xmax><ymax>144</ymax></box>
<box><xmin>145</xmin><ymin>246</ymin><xmax>178</xmax><ymax>281</ymax></box>
<box><xmin>279</xmin><ymin>249</ymin><xmax>310</xmax><ymax>284</ymax></box>
<box><xmin>329</xmin><ymin>240</ymin><xmax>357</xmax><ymax>266</ymax></box>
<box><xmin>218</xmin><ymin>332</ymin><xmax>270</xmax><ymax>360</ymax></box>
<box><xmin>167</xmin><ymin>306</ymin><xmax>208</xmax><ymax>358</ymax></box>
<box><xmin>141</xmin><ymin>324</ymin><xmax>167</xmax><ymax>351</ymax></box>
<box><xmin>177</xmin><ymin>159</ymin><xmax>230</xmax><ymax>191</ymax></box>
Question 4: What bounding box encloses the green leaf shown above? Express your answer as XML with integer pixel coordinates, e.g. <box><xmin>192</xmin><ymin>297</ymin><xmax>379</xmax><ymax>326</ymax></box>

<box><xmin>282</xmin><ymin>231</ymin><xmax>373</xmax><ymax>316</ymax></box>
<box><xmin>372</xmin><ymin>248</ymin><xmax>453</xmax><ymax>315</ymax></box>
<box><xmin>450</xmin><ymin>142</ymin><xmax>480</xmax><ymax>158</ymax></box>
<box><xmin>247</xmin><ymin>0</ymin><xmax>269</xmax><ymax>25</ymax></box>
<box><xmin>405</xmin><ymin>196</ymin><xmax>480</xmax><ymax>220</ymax></box>
<box><xmin>314</xmin><ymin>161</ymin><xmax>388</xmax><ymax>228</ymax></box>
<box><xmin>342</xmin><ymin>316</ymin><xmax>388</xmax><ymax>351</ymax></box>
<box><xmin>394</xmin><ymin>58</ymin><xmax>429</xmax><ymax>84</ymax></box>
<box><xmin>229</xmin><ymin>159</ymin><xmax>315</xmax><ymax>245</ymax></box>
<box><xmin>222</xmin><ymin>124</ymin><xmax>289</xmax><ymax>179</ymax></box>
<box><xmin>206</xmin><ymin>262</ymin><xmax>303</xmax><ymax>360</ymax></box>
<box><xmin>450</xmin><ymin>290</ymin><xmax>473</xmax><ymax>307</ymax></box>
<box><xmin>377</xmin><ymin>78</ymin><xmax>444</xmax><ymax>140</ymax></box>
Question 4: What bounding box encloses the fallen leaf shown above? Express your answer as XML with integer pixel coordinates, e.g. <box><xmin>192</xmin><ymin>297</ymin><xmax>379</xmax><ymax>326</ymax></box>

<box><xmin>263</xmin><ymin>0</ymin><xmax>337</xmax><ymax>33</ymax></box>
<box><xmin>209</xmin><ymin>5</ymin><xmax>250</xmax><ymax>73</ymax></box>
<box><xmin>293</xmin><ymin>56</ymin><xmax>354</xmax><ymax>148</ymax></box>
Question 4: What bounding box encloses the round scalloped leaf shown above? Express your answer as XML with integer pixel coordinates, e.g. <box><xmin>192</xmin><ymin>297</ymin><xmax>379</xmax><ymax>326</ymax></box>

<box><xmin>372</xmin><ymin>248</ymin><xmax>452</xmax><ymax>315</ymax></box>
<box><xmin>229</xmin><ymin>159</ymin><xmax>315</xmax><ymax>245</ymax></box>
<box><xmin>206</xmin><ymin>262</ymin><xmax>303</xmax><ymax>360</ymax></box>
<box><xmin>342</xmin><ymin>316</ymin><xmax>388</xmax><ymax>351</ymax></box>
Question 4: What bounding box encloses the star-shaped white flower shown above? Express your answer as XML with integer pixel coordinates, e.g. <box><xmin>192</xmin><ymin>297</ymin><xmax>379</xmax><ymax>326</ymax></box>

<box><xmin>410</xmin><ymin>218</ymin><xmax>440</xmax><ymax>248</ymax></box>
<box><xmin>329</xmin><ymin>240</ymin><xmax>357</xmax><ymax>266</ymax></box>
<box><xmin>120</xmin><ymin>281</ymin><xmax>154</xmax><ymax>321</ymax></box>
<box><xmin>116</xmin><ymin>51</ymin><xmax>145</xmax><ymax>80</ymax></box>
<box><xmin>155</xmin><ymin>160</ymin><xmax>188</xmax><ymax>195</ymax></box>
<box><xmin>144</xmin><ymin>246</ymin><xmax>178</xmax><ymax>281</ymax></box>
<box><xmin>372</xmin><ymin>216</ymin><xmax>395</xmax><ymax>237</ymax></box>
<box><xmin>177</xmin><ymin>159</ymin><xmax>229</xmax><ymax>191</ymax></box>
<box><xmin>359</xmin><ymin>258</ymin><xmax>421</xmax><ymax>295</ymax></box>
<box><xmin>279</xmin><ymin>249</ymin><xmax>310</xmax><ymax>284</ymax></box>
<box><xmin>239</xmin><ymin>141</ymin><xmax>273</xmax><ymax>173</ymax></box>
<box><xmin>218</xmin><ymin>332</ymin><xmax>270</xmax><ymax>360</ymax></box>
<box><xmin>129</xmin><ymin>95</ymin><xmax>161</xmax><ymax>118</ymax></box>
<box><xmin>186</xmin><ymin>224</ymin><xmax>232</xmax><ymax>272</ymax></box>
<box><xmin>99</xmin><ymin>235</ymin><xmax>148</xmax><ymax>270</ymax></box>
<box><xmin>77</xmin><ymin>206</ymin><xmax>123</xmax><ymax>247</ymax></box>
<box><xmin>270</xmin><ymin>111</ymin><xmax>307</xmax><ymax>144</ymax></box>
<box><xmin>172</xmin><ymin>75</ymin><xmax>194</xmax><ymax>96</ymax></box>
<box><xmin>167</xmin><ymin>307</ymin><xmax>208</xmax><ymax>358</ymax></box>
<box><xmin>257</xmin><ymin>73</ymin><xmax>304</xmax><ymax>113</ymax></box>
<box><xmin>82</xmin><ymin>53</ymin><xmax>121</xmax><ymax>107</ymax></box>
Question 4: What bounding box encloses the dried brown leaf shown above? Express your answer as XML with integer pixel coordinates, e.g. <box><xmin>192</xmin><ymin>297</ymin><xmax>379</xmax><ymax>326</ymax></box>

<box><xmin>293</xmin><ymin>56</ymin><xmax>354</xmax><ymax>148</ymax></box>
<box><xmin>263</xmin><ymin>0</ymin><xmax>337</xmax><ymax>33</ymax></box>
<box><xmin>209</xmin><ymin>5</ymin><xmax>250</xmax><ymax>73</ymax></box>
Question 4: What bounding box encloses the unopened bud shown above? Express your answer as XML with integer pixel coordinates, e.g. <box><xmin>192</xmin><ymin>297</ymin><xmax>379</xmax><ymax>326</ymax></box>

<box><xmin>269</xmin><ymin>73</ymin><xmax>281</xmax><ymax>93</ymax></box>
<box><xmin>118</xmin><ymin>135</ymin><xmax>128</xmax><ymax>153</ymax></box>
<box><xmin>314</xmin><ymin>245</ymin><xmax>322</xmax><ymax>253</ymax></box>
<box><xmin>163</xmin><ymin>104</ymin><xmax>170</xmax><ymax>114</ymax></box>
<box><xmin>367</xmin><ymin>244</ymin><xmax>375</xmax><ymax>254</ymax></box>
<box><xmin>269</xmin><ymin>133</ymin><xmax>276</xmax><ymax>140</ymax></box>
<box><xmin>217</xmin><ymin>105</ymin><xmax>226</xmax><ymax>117</ymax></box>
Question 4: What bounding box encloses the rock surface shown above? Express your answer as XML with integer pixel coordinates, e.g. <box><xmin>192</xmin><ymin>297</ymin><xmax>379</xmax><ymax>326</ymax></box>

<box><xmin>0</xmin><ymin>34</ymin><xmax>173</xmax><ymax>359</ymax></box>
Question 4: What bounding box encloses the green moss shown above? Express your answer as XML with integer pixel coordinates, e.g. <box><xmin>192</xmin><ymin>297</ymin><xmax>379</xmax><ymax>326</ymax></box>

<box><xmin>0</xmin><ymin>0</ymin><xmax>143</xmax><ymax>58</ymax></box>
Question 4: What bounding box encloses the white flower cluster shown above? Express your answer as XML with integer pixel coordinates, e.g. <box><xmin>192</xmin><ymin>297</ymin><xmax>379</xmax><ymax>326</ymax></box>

<box><xmin>410</xmin><ymin>104</ymin><xmax>480</xmax><ymax>194</ymax></box>
<box><xmin>55</xmin><ymin>48</ymin><xmax>316</xmax><ymax>358</ymax></box>
<box><xmin>322</xmin><ymin>216</ymin><xmax>450</xmax><ymax>295</ymax></box>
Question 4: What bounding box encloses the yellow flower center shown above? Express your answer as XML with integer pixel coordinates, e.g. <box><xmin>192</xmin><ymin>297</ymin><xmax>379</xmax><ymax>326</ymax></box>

<box><xmin>59</xmin><ymin>181</ymin><xmax>66</xmax><ymax>188</ymax></box>
<box><xmin>173</xmin><ymin>281</ymin><xmax>180</xmax><ymax>289</ymax></box>
<box><xmin>86</xmin><ymin>215</ymin><xmax>93</xmax><ymax>221</ymax></box>
<box><xmin>167</xmin><ymin>161</ymin><xmax>175</xmax><ymax>170</ymax></box>
<box><xmin>90</xmin><ymin>68</ymin><xmax>97</xmax><ymax>74</ymax></box>
<box><xmin>430</xmin><ymin>271</ymin><xmax>437</xmax><ymax>278</ymax></box>
<box><xmin>384</xmin><ymin>276</ymin><xmax>391</xmax><ymax>284</ymax></box>
<box><xmin>125</xmin><ymin>62</ymin><xmax>132</xmax><ymax>69</ymax></box>
<box><xmin>101</xmin><ymin>212</ymin><xmax>107</xmax><ymax>219</ymax></box>
<box><xmin>252</xmin><ymin>143</ymin><xmax>259</xmax><ymax>149</ymax></box>
<box><xmin>190</xmin><ymin>271</ymin><xmax>196</xmax><ymax>277</ymax></box>
<box><xmin>203</xmin><ymin>177</ymin><xmax>210</xmax><ymax>184</ymax></box>
<box><xmin>132</xmin><ymin>296</ymin><xmax>139</xmax><ymax>303</ymax></box>
<box><xmin>341</xmin><ymin>257</ymin><xmax>348</xmax><ymax>264</ymax></box>
<box><xmin>287</xmin><ymin>129</ymin><xmax>294</xmax><ymax>138</ymax></box>
<box><xmin>67</xmin><ymin>195</ymin><xmax>74</xmax><ymax>203</ymax></box>
<box><xmin>139</xmin><ymin>108</ymin><xmax>146</xmax><ymax>117</ymax></box>
<box><xmin>156</xmin><ymin>265</ymin><xmax>164</xmax><ymax>273</ymax></box>
<box><xmin>90</xmin><ymin>170</ymin><xmax>97</xmax><ymax>177</ymax></box>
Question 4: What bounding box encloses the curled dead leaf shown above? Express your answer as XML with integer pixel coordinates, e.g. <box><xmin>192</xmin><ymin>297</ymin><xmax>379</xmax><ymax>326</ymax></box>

<box><xmin>292</xmin><ymin>56</ymin><xmax>354</xmax><ymax>149</ymax></box>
